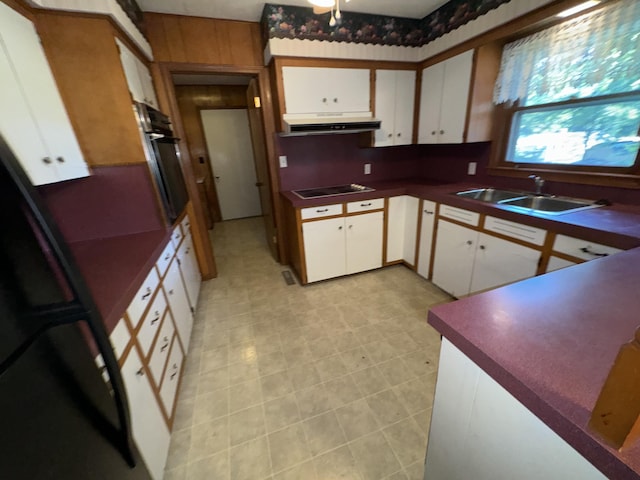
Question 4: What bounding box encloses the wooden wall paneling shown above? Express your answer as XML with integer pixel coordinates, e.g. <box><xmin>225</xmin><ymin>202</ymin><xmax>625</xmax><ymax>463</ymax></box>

<box><xmin>35</xmin><ymin>12</ymin><xmax>146</xmax><ymax>166</ymax></box>
<box><xmin>153</xmin><ymin>63</ymin><xmax>218</xmax><ymax>279</ymax></box>
<box><xmin>466</xmin><ymin>42</ymin><xmax>502</xmax><ymax>143</ymax></box>
<box><xmin>143</xmin><ymin>13</ymin><xmax>262</xmax><ymax>66</ymax></box>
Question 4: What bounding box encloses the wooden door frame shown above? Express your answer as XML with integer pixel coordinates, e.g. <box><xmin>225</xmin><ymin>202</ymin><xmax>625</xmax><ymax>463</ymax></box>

<box><xmin>152</xmin><ymin>62</ymin><xmax>285</xmax><ymax>277</ymax></box>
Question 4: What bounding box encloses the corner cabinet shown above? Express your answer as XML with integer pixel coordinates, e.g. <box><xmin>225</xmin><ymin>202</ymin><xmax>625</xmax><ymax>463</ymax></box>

<box><xmin>386</xmin><ymin>195</ymin><xmax>420</xmax><ymax>266</ymax></box>
<box><xmin>281</xmin><ymin>66</ymin><xmax>370</xmax><ymax>115</ymax></box>
<box><xmin>374</xmin><ymin>69</ymin><xmax>416</xmax><ymax>147</ymax></box>
<box><xmin>418</xmin><ymin>50</ymin><xmax>474</xmax><ymax>144</ymax></box>
<box><xmin>0</xmin><ymin>2</ymin><xmax>89</xmax><ymax>185</ymax></box>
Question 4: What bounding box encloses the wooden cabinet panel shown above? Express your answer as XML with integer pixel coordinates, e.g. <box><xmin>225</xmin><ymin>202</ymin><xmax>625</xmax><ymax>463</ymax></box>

<box><xmin>303</xmin><ymin>217</ymin><xmax>347</xmax><ymax>283</ymax></box>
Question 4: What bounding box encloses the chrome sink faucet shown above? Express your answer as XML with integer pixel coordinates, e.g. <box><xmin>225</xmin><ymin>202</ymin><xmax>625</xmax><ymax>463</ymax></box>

<box><xmin>529</xmin><ymin>175</ymin><xmax>545</xmax><ymax>195</ymax></box>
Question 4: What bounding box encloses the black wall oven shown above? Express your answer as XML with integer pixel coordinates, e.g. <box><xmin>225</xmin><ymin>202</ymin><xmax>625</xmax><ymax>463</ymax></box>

<box><xmin>135</xmin><ymin>103</ymin><xmax>189</xmax><ymax>224</ymax></box>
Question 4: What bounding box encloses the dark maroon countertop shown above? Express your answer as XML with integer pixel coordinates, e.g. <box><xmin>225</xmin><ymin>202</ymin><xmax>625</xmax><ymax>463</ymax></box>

<box><xmin>428</xmin><ymin>250</ymin><xmax>640</xmax><ymax>479</ymax></box>
<box><xmin>281</xmin><ymin>180</ymin><xmax>640</xmax><ymax>249</ymax></box>
<box><xmin>69</xmin><ymin>229</ymin><xmax>170</xmax><ymax>334</ymax></box>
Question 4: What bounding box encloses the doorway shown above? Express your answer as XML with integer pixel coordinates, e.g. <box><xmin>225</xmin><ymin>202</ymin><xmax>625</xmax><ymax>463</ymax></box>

<box><xmin>200</xmin><ymin>109</ymin><xmax>261</xmax><ymax>220</ymax></box>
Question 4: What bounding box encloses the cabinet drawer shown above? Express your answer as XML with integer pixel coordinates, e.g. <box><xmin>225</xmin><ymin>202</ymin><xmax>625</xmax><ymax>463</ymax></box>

<box><xmin>110</xmin><ymin>318</ymin><xmax>131</xmax><ymax>360</ymax></box>
<box><xmin>170</xmin><ymin>224</ymin><xmax>184</xmax><ymax>248</ymax></box>
<box><xmin>484</xmin><ymin>216</ymin><xmax>546</xmax><ymax>246</ymax></box>
<box><xmin>552</xmin><ymin>234</ymin><xmax>622</xmax><ymax>261</ymax></box>
<box><xmin>301</xmin><ymin>203</ymin><xmax>343</xmax><ymax>220</ymax></box>
<box><xmin>149</xmin><ymin>314</ymin><xmax>175</xmax><ymax>386</ymax></box>
<box><xmin>126</xmin><ymin>268</ymin><xmax>160</xmax><ymax>329</ymax></box>
<box><xmin>156</xmin><ymin>240</ymin><xmax>175</xmax><ymax>278</ymax></box>
<box><xmin>347</xmin><ymin>198</ymin><xmax>384</xmax><ymax>213</ymax></box>
<box><xmin>180</xmin><ymin>214</ymin><xmax>192</xmax><ymax>238</ymax></box>
<box><xmin>138</xmin><ymin>289</ymin><xmax>168</xmax><ymax>357</ymax></box>
<box><xmin>439</xmin><ymin>205</ymin><xmax>479</xmax><ymax>226</ymax></box>
<box><xmin>160</xmin><ymin>336</ymin><xmax>184</xmax><ymax>416</ymax></box>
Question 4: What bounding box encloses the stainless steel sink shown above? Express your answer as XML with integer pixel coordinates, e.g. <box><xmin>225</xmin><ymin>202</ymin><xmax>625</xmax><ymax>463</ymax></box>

<box><xmin>498</xmin><ymin>195</ymin><xmax>601</xmax><ymax>215</ymax></box>
<box><xmin>455</xmin><ymin>188</ymin><xmax>526</xmax><ymax>203</ymax></box>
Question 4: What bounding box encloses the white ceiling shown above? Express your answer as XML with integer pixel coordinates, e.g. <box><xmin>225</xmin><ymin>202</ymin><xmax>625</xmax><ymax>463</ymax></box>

<box><xmin>136</xmin><ymin>0</ymin><xmax>449</xmax><ymax>22</ymax></box>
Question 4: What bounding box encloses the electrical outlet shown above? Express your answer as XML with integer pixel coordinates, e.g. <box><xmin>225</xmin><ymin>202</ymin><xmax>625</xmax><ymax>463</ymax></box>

<box><xmin>364</xmin><ymin>163</ymin><xmax>371</xmax><ymax>175</ymax></box>
<box><xmin>467</xmin><ymin>162</ymin><xmax>477</xmax><ymax>175</ymax></box>
<box><xmin>279</xmin><ymin>155</ymin><xmax>288</xmax><ymax>168</ymax></box>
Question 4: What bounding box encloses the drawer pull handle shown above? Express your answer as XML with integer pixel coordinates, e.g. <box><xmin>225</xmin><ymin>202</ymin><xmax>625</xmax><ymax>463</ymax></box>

<box><xmin>338</xmin><ymin>226</ymin><xmax>343</xmax><ymax>230</ymax></box>
<box><xmin>168</xmin><ymin>289</ymin><xmax>174</xmax><ymax>295</ymax></box>
<box><xmin>142</xmin><ymin>287</ymin><xmax>152</xmax><ymax>300</ymax></box>
<box><xmin>161</xmin><ymin>342</ymin><xmax>169</xmax><ymax>352</ymax></box>
<box><xmin>56</xmin><ymin>156</ymin><xmax>65</xmax><ymax>163</ymax></box>
<box><xmin>42</xmin><ymin>157</ymin><xmax>52</xmax><ymax>164</ymax></box>
<box><xmin>185</xmin><ymin>248</ymin><xmax>190</xmax><ymax>254</ymax></box>
<box><xmin>349</xmin><ymin>225</ymin><xmax>353</xmax><ymax>229</ymax></box>
<box><xmin>151</xmin><ymin>312</ymin><xmax>160</xmax><ymax>325</ymax></box>
<box><xmin>424</xmin><ymin>210</ymin><xmax>434</xmax><ymax>214</ymax></box>
<box><xmin>580</xmin><ymin>247</ymin><xmax>608</xmax><ymax>257</ymax></box>
<box><xmin>479</xmin><ymin>245</ymin><xmax>486</xmax><ymax>250</ymax></box>
<box><xmin>360</xmin><ymin>203</ymin><xmax>372</xmax><ymax>207</ymax></box>
<box><xmin>136</xmin><ymin>368</ymin><xmax>144</xmax><ymax>376</ymax></box>
<box><xmin>316</xmin><ymin>208</ymin><xmax>329</xmax><ymax>213</ymax></box>
<box><xmin>466</xmin><ymin>240</ymin><xmax>473</xmax><ymax>246</ymax></box>
<box><xmin>171</xmin><ymin>371</ymin><xmax>178</xmax><ymax>380</ymax></box>
<box><xmin>164</xmin><ymin>253</ymin><xmax>171</xmax><ymax>260</ymax></box>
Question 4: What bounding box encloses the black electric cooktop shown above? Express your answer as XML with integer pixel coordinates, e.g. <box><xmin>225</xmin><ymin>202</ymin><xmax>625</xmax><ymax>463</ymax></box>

<box><xmin>293</xmin><ymin>183</ymin><xmax>374</xmax><ymax>199</ymax></box>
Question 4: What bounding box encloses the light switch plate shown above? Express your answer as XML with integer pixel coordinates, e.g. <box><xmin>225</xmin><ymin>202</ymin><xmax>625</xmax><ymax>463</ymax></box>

<box><xmin>279</xmin><ymin>155</ymin><xmax>288</xmax><ymax>168</ymax></box>
<box><xmin>467</xmin><ymin>162</ymin><xmax>477</xmax><ymax>175</ymax></box>
<box><xmin>364</xmin><ymin>163</ymin><xmax>371</xmax><ymax>175</ymax></box>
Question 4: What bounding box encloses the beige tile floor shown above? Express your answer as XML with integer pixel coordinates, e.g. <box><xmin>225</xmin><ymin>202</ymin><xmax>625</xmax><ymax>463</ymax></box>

<box><xmin>164</xmin><ymin>217</ymin><xmax>452</xmax><ymax>480</ymax></box>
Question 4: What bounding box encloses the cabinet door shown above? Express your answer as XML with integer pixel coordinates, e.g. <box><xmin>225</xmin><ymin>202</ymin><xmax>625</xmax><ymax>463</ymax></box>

<box><xmin>121</xmin><ymin>348</ymin><xmax>170</xmax><ymax>480</ymax></box>
<box><xmin>417</xmin><ymin>201</ymin><xmax>437</xmax><ymax>279</ymax></box>
<box><xmin>439</xmin><ymin>50</ymin><xmax>474</xmax><ymax>143</ymax></box>
<box><xmin>374</xmin><ymin>70</ymin><xmax>396</xmax><ymax>147</ymax></box>
<box><xmin>393</xmin><ymin>70</ymin><xmax>416</xmax><ymax>146</ymax></box>
<box><xmin>0</xmin><ymin>3</ymin><xmax>88</xmax><ymax>185</ymax></box>
<box><xmin>116</xmin><ymin>38</ymin><xmax>144</xmax><ymax>103</ymax></box>
<box><xmin>159</xmin><ymin>336</ymin><xmax>184</xmax><ymax>417</ymax></box>
<box><xmin>164</xmin><ymin>259</ymin><xmax>193</xmax><ymax>353</ymax></box>
<box><xmin>136</xmin><ymin>60</ymin><xmax>159</xmax><ymax>108</ymax></box>
<box><xmin>177</xmin><ymin>236</ymin><xmax>201</xmax><ymax>310</ymax></box>
<box><xmin>386</xmin><ymin>196</ymin><xmax>406</xmax><ymax>263</ymax></box>
<box><xmin>469</xmin><ymin>233</ymin><xmax>540</xmax><ymax>294</ymax></box>
<box><xmin>403</xmin><ymin>196</ymin><xmax>420</xmax><ymax>266</ymax></box>
<box><xmin>418</xmin><ymin>61</ymin><xmax>445</xmax><ymax>144</ymax></box>
<box><xmin>302</xmin><ymin>217</ymin><xmax>346</xmax><ymax>283</ymax></box>
<box><xmin>546</xmin><ymin>256</ymin><xmax>577</xmax><ymax>273</ymax></box>
<box><xmin>282</xmin><ymin>67</ymin><xmax>369</xmax><ymax>114</ymax></box>
<box><xmin>346</xmin><ymin>211</ymin><xmax>383</xmax><ymax>275</ymax></box>
<box><xmin>432</xmin><ymin>220</ymin><xmax>478</xmax><ymax>297</ymax></box>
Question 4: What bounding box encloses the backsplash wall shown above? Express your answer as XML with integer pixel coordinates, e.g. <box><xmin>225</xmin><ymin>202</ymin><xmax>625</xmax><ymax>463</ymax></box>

<box><xmin>277</xmin><ymin>135</ymin><xmax>640</xmax><ymax>206</ymax></box>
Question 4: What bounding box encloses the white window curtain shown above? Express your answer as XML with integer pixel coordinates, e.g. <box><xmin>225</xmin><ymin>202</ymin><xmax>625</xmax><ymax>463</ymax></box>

<box><xmin>493</xmin><ymin>0</ymin><xmax>640</xmax><ymax>106</ymax></box>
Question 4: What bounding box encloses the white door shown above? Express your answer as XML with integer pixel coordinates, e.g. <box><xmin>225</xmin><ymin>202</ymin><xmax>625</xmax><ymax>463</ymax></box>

<box><xmin>469</xmin><ymin>233</ymin><xmax>540</xmax><ymax>294</ymax></box>
<box><xmin>439</xmin><ymin>50</ymin><xmax>474</xmax><ymax>143</ymax></box>
<box><xmin>200</xmin><ymin>109</ymin><xmax>262</xmax><ymax>220</ymax></box>
<box><xmin>346</xmin><ymin>212</ymin><xmax>383</xmax><ymax>274</ymax></box>
<box><xmin>303</xmin><ymin>217</ymin><xmax>346</xmax><ymax>283</ymax></box>
<box><xmin>418</xmin><ymin>61</ymin><xmax>445</xmax><ymax>144</ymax></box>
<box><xmin>417</xmin><ymin>200</ymin><xmax>437</xmax><ymax>279</ymax></box>
<box><xmin>393</xmin><ymin>70</ymin><xmax>416</xmax><ymax>146</ymax></box>
<box><xmin>432</xmin><ymin>220</ymin><xmax>478</xmax><ymax>297</ymax></box>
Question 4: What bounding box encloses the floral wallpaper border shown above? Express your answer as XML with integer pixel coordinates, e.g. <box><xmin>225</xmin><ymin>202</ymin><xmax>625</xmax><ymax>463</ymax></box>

<box><xmin>262</xmin><ymin>0</ymin><xmax>511</xmax><ymax>47</ymax></box>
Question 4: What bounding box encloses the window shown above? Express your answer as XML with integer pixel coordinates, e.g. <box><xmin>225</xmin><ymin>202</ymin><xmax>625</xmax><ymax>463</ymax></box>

<box><xmin>492</xmin><ymin>0</ymin><xmax>640</xmax><ymax>183</ymax></box>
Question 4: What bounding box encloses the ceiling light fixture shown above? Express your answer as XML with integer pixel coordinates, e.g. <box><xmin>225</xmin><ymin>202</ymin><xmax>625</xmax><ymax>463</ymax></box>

<box><xmin>557</xmin><ymin>0</ymin><xmax>601</xmax><ymax>18</ymax></box>
<box><xmin>308</xmin><ymin>0</ymin><xmax>350</xmax><ymax>26</ymax></box>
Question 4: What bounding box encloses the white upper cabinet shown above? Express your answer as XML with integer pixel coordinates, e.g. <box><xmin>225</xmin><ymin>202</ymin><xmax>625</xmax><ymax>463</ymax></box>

<box><xmin>0</xmin><ymin>3</ymin><xmax>89</xmax><ymax>185</ymax></box>
<box><xmin>282</xmin><ymin>66</ymin><xmax>370</xmax><ymax>115</ymax></box>
<box><xmin>418</xmin><ymin>50</ymin><xmax>474</xmax><ymax>144</ymax></box>
<box><xmin>374</xmin><ymin>69</ymin><xmax>416</xmax><ymax>147</ymax></box>
<box><xmin>115</xmin><ymin>38</ymin><xmax>158</xmax><ymax>108</ymax></box>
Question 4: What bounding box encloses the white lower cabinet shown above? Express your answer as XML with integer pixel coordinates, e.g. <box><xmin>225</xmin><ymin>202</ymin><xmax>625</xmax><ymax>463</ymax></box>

<box><xmin>346</xmin><ymin>211</ymin><xmax>384</xmax><ymax>274</ymax></box>
<box><xmin>469</xmin><ymin>233</ymin><xmax>540</xmax><ymax>294</ymax></box>
<box><xmin>386</xmin><ymin>195</ymin><xmax>420</xmax><ymax>265</ymax></box>
<box><xmin>417</xmin><ymin>200</ymin><xmax>437</xmax><ymax>279</ymax></box>
<box><xmin>432</xmin><ymin>220</ymin><xmax>478</xmax><ymax>297</ymax></box>
<box><xmin>432</xmin><ymin>218</ymin><xmax>541</xmax><ymax>297</ymax></box>
<box><xmin>121</xmin><ymin>347</ymin><xmax>170</xmax><ymax>480</ymax></box>
<box><xmin>164</xmin><ymin>258</ymin><xmax>193</xmax><ymax>353</ymax></box>
<box><xmin>547</xmin><ymin>256</ymin><xmax>577</xmax><ymax>272</ymax></box>
<box><xmin>159</xmin><ymin>336</ymin><xmax>184</xmax><ymax>416</ymax></box>
<box><xmin>177</xmin><ymin>236</ymin><xmax>201</xmax><ymax>310</ymax></box>
<box><xmin>303</xmin><ymin>217</ymin><xmax>347</xmax><ymax>283</ymax></box>
<box><xmin>302</xmin><ymin>212</ymin><xmax>384</xmax><ymax>283</ymax></box>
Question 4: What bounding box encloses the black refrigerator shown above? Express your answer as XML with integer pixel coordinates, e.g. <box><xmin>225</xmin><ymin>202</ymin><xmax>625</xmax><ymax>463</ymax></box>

<box><xmin>0</xmin><ymin>136</ymin><xmax>151</xmax><ymax>479</ymax></box>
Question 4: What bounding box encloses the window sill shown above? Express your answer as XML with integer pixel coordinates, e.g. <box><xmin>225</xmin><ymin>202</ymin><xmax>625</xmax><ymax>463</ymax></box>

<box><xmin>487</xmin><ymin>166</ymin><xmax>640</xmax><ymax>189</ymax></box>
